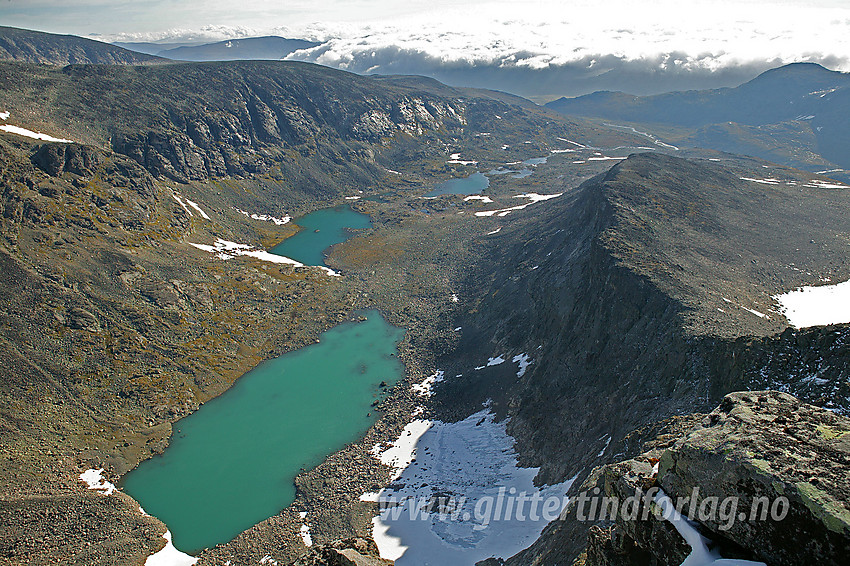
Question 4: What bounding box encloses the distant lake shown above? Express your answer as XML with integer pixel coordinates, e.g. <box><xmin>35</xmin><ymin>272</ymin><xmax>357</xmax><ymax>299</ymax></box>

<box><xmin>122</xmin><ymin>311</ymin><xmax>405</xmax><ymax>553</ymax></box>
<box><xmin>425</xmin><ymin>172</ymin><xmax>490</xmax><ymax>197</ymax></box>
<box><xmin>269</xmin><ymin>205</ymin><xmax>372</xmax><ymax>266</ymax></box>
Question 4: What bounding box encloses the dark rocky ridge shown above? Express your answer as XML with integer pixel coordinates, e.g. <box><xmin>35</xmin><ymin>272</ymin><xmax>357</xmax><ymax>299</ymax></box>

<box><xmin>0</xmin><ymin>26</ymin><xmax>165</xmax><ymax>66</ymax></box>
<box><xmin>427</xmin><ymin>153</ymin><xmax>850</xmax><ymax>564</ymax></box>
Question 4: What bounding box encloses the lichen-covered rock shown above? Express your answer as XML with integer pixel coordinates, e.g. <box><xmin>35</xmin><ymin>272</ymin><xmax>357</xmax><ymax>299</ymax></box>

<box><xmin>293</xmin><ymin>537</ymin><xmax>393</xmax><ymax>566</ymax></box>
<box><xmin>658</xmin><ymin>390</ymin><xmax>850</xmax><ymax>566</ymax></box>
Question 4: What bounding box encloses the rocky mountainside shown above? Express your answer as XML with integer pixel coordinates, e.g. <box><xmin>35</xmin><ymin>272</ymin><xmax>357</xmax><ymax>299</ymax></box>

<box><xmin>1</xmin><ymin>27</ymin><xmax>849</xmax><ymax>566</ymax></box>
<box><xmin>0</xmin><ymin>26</ymin><xmax>165</xmax><ymax>66</ymax></box>
<box><xmin>0</xmin><ymin>48</ymin><xmax>645</xmax><ymax>564</ymax></box>
<box><xmin>0</xmin><ymin>58</ymin><xmax>579</xmax><ymax>192</ymax></box>
<box><xmin>571</xmin><ymin>391</ymin><xmax>849</xmax><ymax>566</ymax></box>
<box><xmin>546</xmin><ymin>63</ymin><xmax>850</xmax><ymax>174</ymax></box>
<box><xmin>431</xmin><ymin>152</ymin><xmax>850</xmax><ymax>564</ymax></box>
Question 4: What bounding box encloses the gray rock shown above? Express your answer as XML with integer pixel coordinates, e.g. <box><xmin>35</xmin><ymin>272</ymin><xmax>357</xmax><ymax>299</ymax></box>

<box><xmin>658</xmin><ymin>390</ymin><xmax>850</xmax><ymax>566</ymax></box>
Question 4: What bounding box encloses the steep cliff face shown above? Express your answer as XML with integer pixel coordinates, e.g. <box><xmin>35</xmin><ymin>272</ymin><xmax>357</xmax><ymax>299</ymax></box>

<box><xmin>430</xmin><ymin>153</ymin><xmax>850</xmax><ymax>564</ymax></box>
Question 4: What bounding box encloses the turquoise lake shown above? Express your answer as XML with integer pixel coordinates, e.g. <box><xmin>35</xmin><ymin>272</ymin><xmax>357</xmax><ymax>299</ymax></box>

<box><xmin>269</xmin><ymin>205</ymin><xmax>372</xmax><ymax>266</ymax></box>
<box><xmin>425</xmin><ymin>172</ymin><xmax>490</xmax><ymax>197</ymax></box>
<box><xmin>122</xmin><ymin>312</ymin><xmax>405</xmax><ymax>553</ymax></box>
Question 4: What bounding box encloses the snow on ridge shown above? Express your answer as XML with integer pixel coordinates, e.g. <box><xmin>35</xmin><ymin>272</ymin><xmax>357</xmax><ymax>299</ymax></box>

<box><xmin>774</xmin><ymin>279</ymin><xmax>850</xmax><ymax>328</ymax></box>
<box><xmin>0</xmin><ymin>123</ymin><xmax>74</xmax><ymax>143</ymax></box>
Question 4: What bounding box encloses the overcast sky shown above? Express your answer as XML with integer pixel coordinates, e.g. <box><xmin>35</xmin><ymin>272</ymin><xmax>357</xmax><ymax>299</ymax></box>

<box><xmin>2</xmin><ymin>1</ymin><xmax>849</xmax><ymax>98</ymax></box>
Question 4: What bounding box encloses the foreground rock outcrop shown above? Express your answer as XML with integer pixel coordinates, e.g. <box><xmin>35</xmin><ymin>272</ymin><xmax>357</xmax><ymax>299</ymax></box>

<box><xmin>574</xmin><ymin>391</ymin><xmax>850</xmax><ymax>566</ymax></box>
<box><xmin>293</xmin><ymin>538</ymin><xmax>393</xmax><ymax>566</ymax></box>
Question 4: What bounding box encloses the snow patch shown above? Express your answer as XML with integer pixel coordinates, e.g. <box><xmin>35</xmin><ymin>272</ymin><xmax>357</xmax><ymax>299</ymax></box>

<box><xmin>0</xmin><ymin>111</ymin><xmax>9</xmax><ymax>120</ymax></box>
<box><xmin>0</xmin><ymin>123</ymin><xmax>73</xmax><ymax>143</ymax></box>
<box><xmin>475</xmin><ymin>192</ymin><xmax>563</xmax><ymax>217</ymax></box>
<box><xmin>597</xmin><ymin>435</ymin><xmax>611</xmax><ymax>457</ymax></box>
<box><xmin>654</xmin><ymin>491</ymin><xmax>765</xmax><ymax>566</ymax></box>
<box><xmin>447</xmin><ymin>153</ymin><xmax>478</xmax><ymax>165</ymax></box>
<box><xmin>299</xmin><ymin>512</ymin><xmax>313</xmax><ymax>547</ymax></box>
<box><xmin>412</xmin><ymin>370</ymin><xmax>445</xmax><ymax>397</ymax></box>
<box><xmin>189</xmin><ymin>239</ymin><xmax>339</xmax><ymax>275</ymax></box>
<box><xmin>234</xmin><ymin>208</ymin><xmax>291</xmax><ymax>225</ymax></box>
<box><xmin>79</xmin><ymin>468</ymin><xmax>117</xmax><ymax>495</ymax></box>
<box><xmin>464</xmin><ymin>195</ymin><xmax>494</xmax><ymax>203</ymax></box>
<box><xmin>740</xmin><ymin>177</ymin><xmax>781</xmax><ymax>185</ymax></box>
<box><xmin>602</xmin><ymin>123</ymin><xmax>679</xmax><ymax>150</ymax></box>
<box><xmin>557</xmin><ymin>138</ymin><xmax>587</xmax><ymax>148</ymax></box>
<box><xmin>774</xmin><ymin>279</ymin><xmax>850</xmax><ymax>328</ymax></box>
<box><xmin>801</xmin><ymin>179</ymin><xmax>848</xmax><ymax>189</ymax></box>
<box><xmin>172</xmin><ymin>194</ymin><xmax>194</xmax><ymax>217</ymax></box>
<box><xmin>512</xmin><ymin>353</ymin><xmax>532</xmax><ymax>377</ymax></box>
<box><xmin>185</xmin><ymin>198</ymin><xmax>210</xmax><ymax>220</ymax></box>
<box><xmin>371</xmin><ymin>419</ymin><xmax>434</xmax><ymax>482</ymax></box>
<box><xmin>144</xmin><ymin>531</ymin><xmax>197</xmax><ymax>566</ymax></box>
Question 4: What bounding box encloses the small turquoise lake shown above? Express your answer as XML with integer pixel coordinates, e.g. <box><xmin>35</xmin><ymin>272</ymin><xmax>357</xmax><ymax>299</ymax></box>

<box><xmin>269</xmin><ymin>205</ymin><xmax>372</xmax><ymax>266</ymax></box>
<box><xmin>122</xmin><ymin>312</ymin><xmax>405</xmax><ymax>553</ymax></box>
<box><xmin>425</xmin><ymin>172</ymin><xmax>490</xmax><ymax>197</ymax></box>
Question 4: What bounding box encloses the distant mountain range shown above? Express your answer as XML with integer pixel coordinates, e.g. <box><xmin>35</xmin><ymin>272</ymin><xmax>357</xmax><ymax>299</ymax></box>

<box><xmin>546</xmin><ymin>63</ymin><xmax>850</xmax><ymax>171</ymax></box>
<box><xmin>117</xmin><ymin>36</ymin><xmax>320</xmax><ymax>62</ymax></box>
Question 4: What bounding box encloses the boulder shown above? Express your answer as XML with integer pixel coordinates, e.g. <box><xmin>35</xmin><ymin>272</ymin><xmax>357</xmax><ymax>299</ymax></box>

<box><xmin>658</xmin><ymin>391</ymin><xmax>850</xmax><ymax>566</ymax></box>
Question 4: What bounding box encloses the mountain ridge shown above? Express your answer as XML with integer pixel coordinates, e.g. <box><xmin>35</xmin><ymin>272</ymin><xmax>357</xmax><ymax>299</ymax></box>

<box><xmin>0</xmin><ymin>26</ymin><xmax>166</xmax><ymax>66</ymax></box>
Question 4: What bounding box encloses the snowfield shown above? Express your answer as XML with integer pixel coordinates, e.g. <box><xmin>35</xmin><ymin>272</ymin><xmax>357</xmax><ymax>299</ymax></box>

<box><xmin>774</xmin><ymin>279</ymin><xmax>850</xmax><ymax>328</ymax></box>
<box><xmin>366</xmin><ymin>410</ymin><xmax>575</xmax><ymax>565</ymax></box>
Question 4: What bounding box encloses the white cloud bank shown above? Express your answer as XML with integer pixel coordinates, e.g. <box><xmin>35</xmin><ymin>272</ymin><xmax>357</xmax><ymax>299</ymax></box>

<box><xmin>88</xmin><ymin>1</ymin><xmax>850</xmax><ymax>97</ymax></box>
